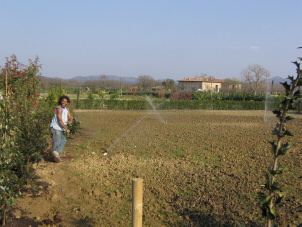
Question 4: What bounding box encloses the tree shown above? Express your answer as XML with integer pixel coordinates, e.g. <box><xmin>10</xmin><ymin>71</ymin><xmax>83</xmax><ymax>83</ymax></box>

<box><xmin>195</xmin><ymin>73</ymin><xmax>209</xmax><ymax>78</ymax></box>
<box><xmin>119</xmin><ymin>77</ymin><xmax>124</xmax><ymax>97</ymax></box>
<box><xmin>162</xmin><ymin>79</ymin><xmax>175</xmax><ymax>91</ymax></box>
<box><xmin>241</xmin><ymin>64</ymin><xmax>271</xmax><ymax>95</ymax></box>
<box><xmin>220</xmin><ymin>78</ymin><xmax>242</xmax><ymax>93</ymax></box>
<box><xmin>100</xmin><ymin>74</ymin><xmax>108</xmax><ymax>89</ymax></box>
<box><xmin>259</xmin><ymin>57</ymin><xmax>302</xmax><ymax>227</ymax></box>
<box><xmin>138</xmin><ymin>75</ymin><xmax>155</xmax><ymax>90</ymax></box>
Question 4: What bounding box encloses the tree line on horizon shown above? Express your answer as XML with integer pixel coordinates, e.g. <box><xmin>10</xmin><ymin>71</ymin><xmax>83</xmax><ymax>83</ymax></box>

<box><xmin>40</xmin><ymin>64</ymin><xmax>285</xmax><ymax>96</ymax></box>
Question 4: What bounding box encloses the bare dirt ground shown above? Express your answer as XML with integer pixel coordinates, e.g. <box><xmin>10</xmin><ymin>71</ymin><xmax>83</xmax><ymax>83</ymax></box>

<box><xmin>5</xmin><ymin>110</ymin><xmax>302</xmax><ymax>226</ymax></box>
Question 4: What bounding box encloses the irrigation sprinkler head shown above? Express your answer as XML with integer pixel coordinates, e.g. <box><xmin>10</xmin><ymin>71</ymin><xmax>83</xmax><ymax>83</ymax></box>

<box><xmin>103</xmin><ymin>149</ymin><xmax>108</xmax><ymax>156</ymax></box>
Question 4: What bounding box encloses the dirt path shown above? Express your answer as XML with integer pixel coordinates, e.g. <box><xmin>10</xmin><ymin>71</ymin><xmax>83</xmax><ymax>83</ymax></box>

<box><xmin>6</xmin><ymin>113</ymin><xmax>110</xmax><ymax>226</ymax></box>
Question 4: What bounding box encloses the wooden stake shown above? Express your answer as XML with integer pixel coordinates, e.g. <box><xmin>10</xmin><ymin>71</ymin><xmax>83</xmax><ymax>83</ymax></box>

<box><xmin>132</xmin><ymin>178</ymin><xmax>143</xmax><ymax>227</ymax></box>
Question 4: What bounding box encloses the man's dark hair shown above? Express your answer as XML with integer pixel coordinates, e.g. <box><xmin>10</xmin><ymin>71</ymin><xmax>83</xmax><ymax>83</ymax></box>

<box><xmin>58</xmin><ymin>95</ymin><xmax>70</xmax><ymax>105</ymax></box>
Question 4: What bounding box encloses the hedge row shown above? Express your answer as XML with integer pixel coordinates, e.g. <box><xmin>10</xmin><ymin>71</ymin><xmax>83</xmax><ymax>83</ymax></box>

<box><xmin>157</xmin><ymin>100</ymin><xmax>267</xmax><ymax>110</ymax></box>
<box><xmin>72</xmin><ymin>99</ymin><xmax>282</xmax><ymax>110</ymax></box>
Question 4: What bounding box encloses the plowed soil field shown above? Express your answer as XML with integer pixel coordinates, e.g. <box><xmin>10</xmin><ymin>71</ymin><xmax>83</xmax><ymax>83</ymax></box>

<box><xmin>7</xmin><ymin>110</ymin><xmax>302</xmax><ymax>226</ymax></box>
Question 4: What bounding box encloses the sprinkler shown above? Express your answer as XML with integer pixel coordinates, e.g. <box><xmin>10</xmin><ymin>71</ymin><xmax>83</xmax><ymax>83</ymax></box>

<box><xmin>103</xmin><ymin>149</ymin><xmax>108</xmax><ymax>156</ymax></box>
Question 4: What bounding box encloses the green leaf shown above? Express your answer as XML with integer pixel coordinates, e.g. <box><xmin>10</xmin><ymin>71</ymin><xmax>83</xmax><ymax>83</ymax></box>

<box><xmin>269</xmin><ymin>141</ymin><xmax>277</xmax><ymax>155</ymax></box>
<box><xmin>264</xmin><ymin>173</ymin><xmax>272</xmax><ymax>189</ymax></box>
<box><xmin>269</xmin><ymin>168</ymin><xmax>277</xmax><ymax>176</ymax></box>
<box><xmin>261</xmin><ymin>206</ymin><xmax>268</xmax><ymax>217</ymax></box>
<box><xmin>285</xmin><ymin>116</ymin><xmax>294</xmax><ymax>121</ymax></box>
<box><xmin>278</xmin><ymin>142</ymin><xmax>291</xmax><ymax>155</ymax></box>
<box><xmin>287</xmin><ymin>75</ymin><xmax>294</xmax><ymax>83</ymax></box>
<box><xmin>272</xmin><ymin>110</ymin><xmax>281</xmax><ymax>118</ymax></box>
<box><xmin>294</xmin><ymin>90</ymin><xmax>301</xmax><ymax>98</ymax></box>
<box><xmin>275</xmin><ymin>123</ymin><xmax>281</xmax><ymax>128</ymax></box>
<box><xmin>275</xmin><ymin>192</ymin><xmax>285</xmax><ymax>205</ymax></box>
<box><xmin>261</xmin><ymin>195</ymin><xmax>272</xmax><ymax>205</ymax></box>
<box><xmin>261</xmin><ymin>205</ymin><xmax>276</xmax><ymax>220</ymax></box>
<box><xmin>281</xmin><ymin>82</ymin><xmax>291</xmax><ymax>94</ymax></box>
<box><xmin>269</xmin><ymin>167</ymin><xmax>288</xmax><ymax>176</ymax></box>
<box><xmin>288</xmin><ymin>101</ymin><xmax>296</xmax><ymax>110</ymax></box>
<box><xmin>272</xmin><ymin>129</ymin><xmax>280</xmax><ymax>136</ymax></box>
<box><xmin>271</xmin><ymin>182</ymin><xmax>282</xmax><ymax>192</ymax></box>
<box><xmin>281</xmin><ymin>99</ymin><xmax>287</xmax><ymax>108</ymax></box>
<box><xmin>297</xmin><ymin>77</ymin><xmax>302</xmax><ymax>86</ymax></box>
<box><xmin>283</xmin><ymin>130</ymin><xmax>294</xmax><ymax>136</ymax></box>
<box><xmin>258</xmin><ymin>192</ymin><xmax>267</xmax><ymax>201</ymax></box>
<box><xmin>268</xmin><ymin>207</ymin><xmax>276</xmax><ymax>220</ymax></box>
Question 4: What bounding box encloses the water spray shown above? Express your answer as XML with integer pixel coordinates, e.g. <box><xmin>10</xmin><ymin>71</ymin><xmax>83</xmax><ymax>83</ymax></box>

<box><xmin>264</xmin><ymin>79</ymin><xmax>275</xmax><ymax>124</ymax></box>
<box><xmin>103</xmin><ymin>96</ymin><xmax>167</xmax><ymax>156</ymax></box>
<box><xmin>103</xmin><ymin>115</ymin><xmax>147</xmax><ymax>155</ymax></box>
<box><xmin>146</xmin><ymin>96</ymin><xmax>166</xmax><ymax>123</ymax></box>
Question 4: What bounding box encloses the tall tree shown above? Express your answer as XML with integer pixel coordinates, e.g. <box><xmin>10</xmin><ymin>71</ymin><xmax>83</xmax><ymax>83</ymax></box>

<box><xmin>100</xmin><ymin>74</ymin><xmax>108</xmax><ymax>88</ymax></box>
<box><xmin>119</xmin><ymin>77</ymin><xmax>124</xmax><ymax>96</ymax></box>
<box><xmin>241</xmin><ymin>64</ymin><xmax>271</xmax><ymax>95</ymax></box>
<box><xmin>220</xmin><ymin>78</ymin><xmax>242</xmax><ymax>93</ymax></box>
<box><xmin>138</xmin><ymin>75</ymin><xmax>155</xmax><ymax>90</ymax></box>
<box><xmin>162</xmin><ymin>78</ymin><xmax>175</xmax><ymax>91</ymax></box>
<box><xmin>199</xmin><ymin>73</ymin><xmax>210</xmax><ymax>78</ymax></box>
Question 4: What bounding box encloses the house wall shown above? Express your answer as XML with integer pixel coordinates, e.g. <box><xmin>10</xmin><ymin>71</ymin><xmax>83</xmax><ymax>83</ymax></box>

<box><xmin>202</xmin><ymin>82</ymin><xmax>222</xmax><ymax>92</ymax></box>
<box><xmin>228</xmin><ymin>84</ymin><xmax>242</xmax><ymax>89</ymax></box>
<box><xmin>179</xmin><ymin>81</ymin><xmax>222</xmax><ymax>92</ymax></box>
<box><xmin>179</xmin><ymin>81</ymin><xmax>202</xmax><ymax>91</ymax></box>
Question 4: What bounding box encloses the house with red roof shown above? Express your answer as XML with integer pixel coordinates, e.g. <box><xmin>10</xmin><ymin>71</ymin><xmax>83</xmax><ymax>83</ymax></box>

<box><xmin>178</xmin><ymin>77</ymin><xmax>225</xmax><ymax>92</ymax></box>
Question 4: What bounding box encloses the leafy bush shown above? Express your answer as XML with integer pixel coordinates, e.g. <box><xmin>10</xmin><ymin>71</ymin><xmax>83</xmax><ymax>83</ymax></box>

<box><xmin>45</xmin><ymin>86</ymin><xmax>67</xmax><ymax>108</ymax></box>
<box><xmin>0</xmin><ymin>56</ymin><xmax>49</xmax><ymax>224</ymax></box>
<box><xmin>170</xmin><ymin>92</ymin><xmax>193</xmax><ymax>100</ymax></box>
<box><xmin>68</xmin><ymin>118</ymin><xmax>81</xmax><ymax>135</ymax></box>
<box><xmin>192</xmin><ymin>91</ymin><xmax>222</xmax><ymax>100</ymax></box>
<box><xmin>105</xmin><ymin>100</ymin><xmax>149</xmax><ymax>110</ymax></box>
<box><xmin>110</xmin><ymin>91</ymin><xmax>119</xmax><ymax>99</ymax></box>
<box><xmin>73</xmin><ymin>99</ymin><xmax>269</xmax><ymax>110</ymax></box>
<box><xmin>75</xmin><ymin>99</ymin><xmax>103</xmax><ymax>109</ymax></box>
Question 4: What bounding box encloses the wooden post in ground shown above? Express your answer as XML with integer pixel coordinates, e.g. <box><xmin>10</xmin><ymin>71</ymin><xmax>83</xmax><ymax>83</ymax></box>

<box><xmin>132</xmin><ymin>178</ymin><xmax>143</xmax><ymax>227</ymax></box>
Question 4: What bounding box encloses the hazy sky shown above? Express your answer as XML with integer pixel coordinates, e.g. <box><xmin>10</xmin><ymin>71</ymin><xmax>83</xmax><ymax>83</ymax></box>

<box><xmin>0</xmin><ymin>0</ymin><xmax>301</xmax><ymax>80</ymax></box>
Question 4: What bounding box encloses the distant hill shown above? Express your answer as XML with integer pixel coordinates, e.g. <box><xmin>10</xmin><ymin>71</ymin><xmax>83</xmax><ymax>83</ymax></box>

<box><xmin>70</xmin><ymin>75</ymin><xmax>139</xmax><ymax>84</ymax></box>
<box><xmin>266</xmin><ymin>76</ymin><xmax>287</xmax><ymax>85</ymax></box>
<box><xmin>43</xmin><ymin>75</ymin><xmax>180</xmax><ymax>84</ymax></box>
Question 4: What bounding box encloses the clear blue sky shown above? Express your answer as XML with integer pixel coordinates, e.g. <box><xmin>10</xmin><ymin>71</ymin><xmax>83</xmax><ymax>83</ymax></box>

<box><xmin>0</xmin><ymin>0</ymin><xmax>301</xmax><ymax>80</ymax></box>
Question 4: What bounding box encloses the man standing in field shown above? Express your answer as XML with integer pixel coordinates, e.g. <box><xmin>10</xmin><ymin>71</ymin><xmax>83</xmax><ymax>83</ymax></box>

<box><xmin>50</xmin><ymin>95</ymin><xmax>73</xmax><ymax>162</ymax></box>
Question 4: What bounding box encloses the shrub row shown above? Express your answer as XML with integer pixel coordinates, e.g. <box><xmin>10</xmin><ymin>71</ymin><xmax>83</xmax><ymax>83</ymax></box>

<box><xmin>66</xmin><ymin>89</ymin><xmax>283</xmax><ymax>101</ymax></box>
<box><xmin>74</xmin><ymin>98</ymin><xmax>104</xmax><ymax>109</ymax></box>
<box><xmin>72</xmin><ymin>99</ymin><xmax>282</xmax><ymax>110</ymax></box>
<box><xmin>158</xmin><ymin>100</ymin><xmax>266</xmax><ymax>110</ymax></box>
